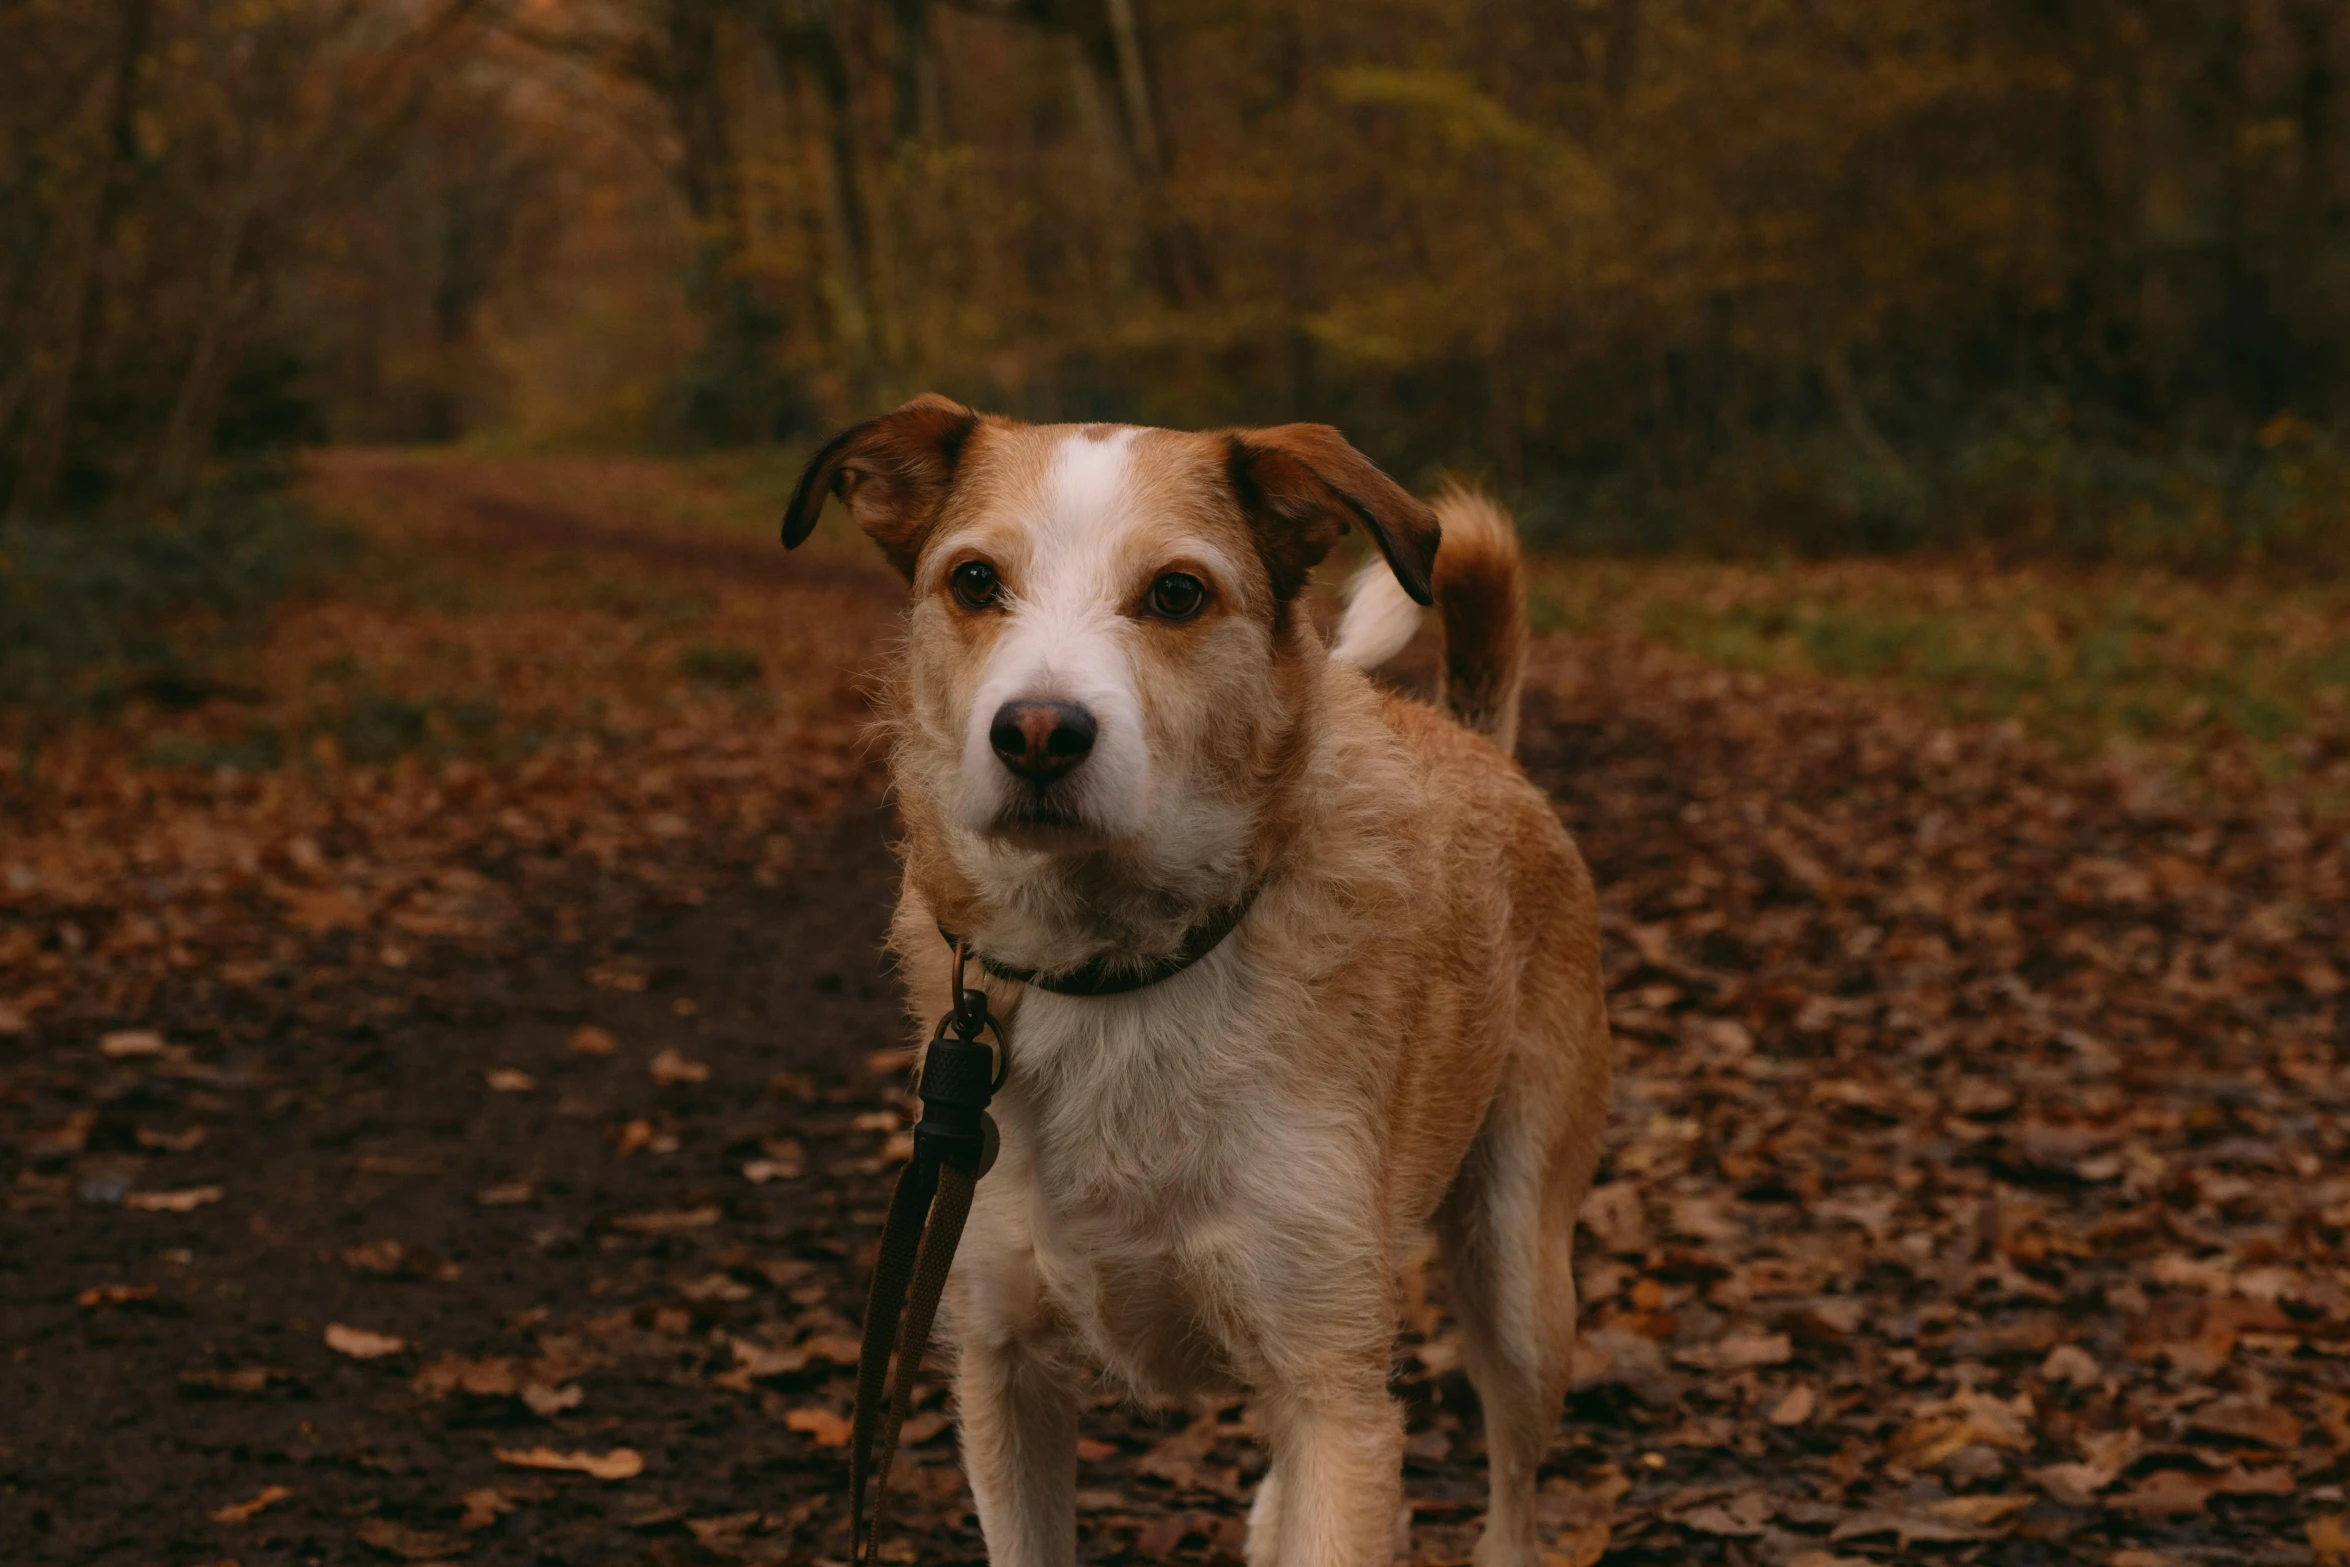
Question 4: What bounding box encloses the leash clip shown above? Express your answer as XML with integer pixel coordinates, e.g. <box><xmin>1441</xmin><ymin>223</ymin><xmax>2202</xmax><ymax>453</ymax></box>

<box><xmin>915</xmin><ymin>940</ymin><xmax>1002</xmax><ymax>1177</ymax></box>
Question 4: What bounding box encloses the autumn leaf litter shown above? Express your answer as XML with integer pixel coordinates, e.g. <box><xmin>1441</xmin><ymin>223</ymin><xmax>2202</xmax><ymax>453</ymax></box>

<box><xmin>0</xmin><ymin>458</ymin><xmax>2342</xmax><ymax>1562</ymax></box>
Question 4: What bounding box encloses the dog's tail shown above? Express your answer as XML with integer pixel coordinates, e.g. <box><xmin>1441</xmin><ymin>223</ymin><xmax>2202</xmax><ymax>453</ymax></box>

<box><xmin>1329</xmin><ymin>482</ymin><xmax>1527</xmax><ymax>754</ymax></box>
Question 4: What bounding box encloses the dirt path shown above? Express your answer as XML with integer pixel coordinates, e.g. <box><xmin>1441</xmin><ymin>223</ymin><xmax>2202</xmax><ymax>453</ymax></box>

<box><xmin>2</xmin><ymin>457</ymin><xmax>2341</xmax><ymax>1565</ymax></box>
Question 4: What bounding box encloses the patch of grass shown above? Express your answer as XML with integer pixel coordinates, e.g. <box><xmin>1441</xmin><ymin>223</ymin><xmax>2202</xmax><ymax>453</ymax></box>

<box><xmin>677</xmin><ymin>643</ymin><xmax>764</xmax><ymax>689</ymax></box>
<box><xmin>139</xmin><ymin>721</ymin><xmax>288</xmax><ymax>774</ymax></box>
<box><xmin>1520</xmin><ymin>405</ymin><xmax>2350</xmax><ymax>575</ymax></box>
<box><xmin>305</xmin><ymin>689</ymin><xmax>518</xmax><ymax>767</ymax></box>
<box><xmin>0</xmin><ymin>487</ymin><xmax>346</xmax><ymax>707</ymax></box>
<box><xmin>139</xmin><ymin>689</ymin><xmax>521</xmax><ymax>774</ymax></box>
<box><xmin>1534</xmin><ymin>554</ymin><xmax>2350</xmax><ymax>769</ymax></box>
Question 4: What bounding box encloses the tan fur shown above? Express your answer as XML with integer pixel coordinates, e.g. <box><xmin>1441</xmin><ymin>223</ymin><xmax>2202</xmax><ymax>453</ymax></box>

<box><xmin>787</xmin><ymin>400</ymin><xmax>1611</xmax><ymax>1567</ymax></box>
<box><xmin>1427</xmin><ymin>485</ymin><xmax>1529</xmax><ymax>754</ymax></box>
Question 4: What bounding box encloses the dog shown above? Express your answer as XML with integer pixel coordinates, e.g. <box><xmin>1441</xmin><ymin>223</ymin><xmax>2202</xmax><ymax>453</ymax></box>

<box><xmin>783</xmin><ymin>396</ymin><xmax>1611</xmax><ymax>1567</ymax></box>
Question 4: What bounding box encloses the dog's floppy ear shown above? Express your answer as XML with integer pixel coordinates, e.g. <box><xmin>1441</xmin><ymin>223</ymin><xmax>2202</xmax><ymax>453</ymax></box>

<box><xmin>781</xmin><ymin>393</ymin><xmax>981</xmax><ymax>577</ymax></box>
<box><xmin>1224</xmin><ymin>424</ymin><xmax>1439</xmax><ymax>606</ymax></box>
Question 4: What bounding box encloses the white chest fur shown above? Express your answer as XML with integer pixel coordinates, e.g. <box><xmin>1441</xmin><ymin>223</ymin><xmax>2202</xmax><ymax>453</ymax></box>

<box><xmin>974</xmin><ymin>949</ymin><xmax>1382</xmax><ymax>1397</ymax></box>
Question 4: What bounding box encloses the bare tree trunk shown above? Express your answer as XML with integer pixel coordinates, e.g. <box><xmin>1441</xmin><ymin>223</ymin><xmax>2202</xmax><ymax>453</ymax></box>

<box><xmin>890</xmin><ymin>0</ymin><xmax>933</xmax><ymax>148</ymax></box>
<box><xmin>1822</xmin><ymin>342</ymin><xmax>1917</xmax><ymax>497</ymax></box>
<box><xmin>152</xmin><ymin>195</ymin><xmax>258</xmax><ymax>503</ymax></box>
<box><xmin>9</xmin><ymin>0</ymin><xmax>152</xmax><ymax>519</ymax></box>
<box><xmin>1101</xmin><ymin>0</ymin><xmax>1162</xmax><ymax>175</ymax></box>
<box><xmin>1603</xmin><ymin>0</ymin><xmax>1640</xmax><ymax>104</ymax></box>
<box><xmin>770</xmin><ymin>1</ymin><xmax>885</xmax><ymax>396</ymax></box>
<box><xmin>1084</xmin><ymin>0</ymin><xmax>1210</xmax><ymax>303</ymax></box>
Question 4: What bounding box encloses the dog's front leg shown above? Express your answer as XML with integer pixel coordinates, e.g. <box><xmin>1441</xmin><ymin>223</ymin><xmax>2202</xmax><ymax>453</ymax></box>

<box><xmin>1253</xmin><ymin>1377</ymin><xmax>1405</xmax><ymax>1567</ymax></box>
<box><xmin>952</xmin><ymin>1230</ymin><xmax>1079</xmax><ymax>1567</ymax></box>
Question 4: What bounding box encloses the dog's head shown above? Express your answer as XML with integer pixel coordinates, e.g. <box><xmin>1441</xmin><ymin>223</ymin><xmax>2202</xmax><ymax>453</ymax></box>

<box><xmin>784</xmin><ymin>395</ymin><xmax>1437</xmax><ymax>902</ymax></box>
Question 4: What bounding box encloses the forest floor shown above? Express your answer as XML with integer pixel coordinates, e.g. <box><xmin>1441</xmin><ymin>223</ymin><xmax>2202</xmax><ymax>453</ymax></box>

<box><xmin>1</xmin><ymin>449</ymin><xmax>2346</xmax><ymax>1566</ymax></box>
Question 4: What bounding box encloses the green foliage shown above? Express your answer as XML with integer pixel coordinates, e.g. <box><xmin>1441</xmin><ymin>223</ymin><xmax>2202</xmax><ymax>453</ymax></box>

<box><xmin>677</xmin><ymin>642</ymin><xmax>764</xmax><ymax>689</ymax></box>
<box><xmin>0</xmin><ymin>483</ymin><xmax>344</xmax><ymax>707</ymax></box>
<box><xmin>138</xmin><ymin>688</ymin><xmax>517</xmax><ymax>773</ymax></box>
<box><xmin>1522</xmin><ymin>403</ymin><xmax>2350</xmax><ymax>572</ymax></box>
<box><xmin>1535</xmin><ymin>553</ymin><xmax>2350</xmax><ymax>767</ymax></box>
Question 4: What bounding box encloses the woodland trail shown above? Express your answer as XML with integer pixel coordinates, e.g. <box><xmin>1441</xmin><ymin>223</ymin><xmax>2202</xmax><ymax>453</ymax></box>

<box><xmin>1</xmin><ymin>456</ymin><xmax>2341</xmax><ymax>1565</ymax></box>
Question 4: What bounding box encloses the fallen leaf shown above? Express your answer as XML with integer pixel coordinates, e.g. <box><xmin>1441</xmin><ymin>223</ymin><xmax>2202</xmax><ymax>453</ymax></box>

<box><xmin>1679</xmin><ymin>1330</ymin><xmax>1792</xmax><ymax>1371</ymax></box>
<box><xmin>2311</xmin><ymin>1515</ymin><xmax>2350</xmax><ymax>1565</ymax></box>
<box><xmin>2108</xmin><ymin>1467</ymin><xmax>2222</xmax><ymax>1516</ymax></box>
<box><xmin>355</xmin><ymin>1154</ymin><xmax>441</xmax><ymax>1176</ymax></box>
<box><xmin>1768</xmin><ymin>1383</ymin><xmax>1817</xmax><ymax>1426</ymax></box>
<box><xmin>611</xmin><ymin>1205</ymin><xmax>720</xmax><ymax>1233</ymax></box>
<box><xmin>125</xmin><ymin>1185</ymin><xmax>223</xmax><ymax>1212</ymax></box>
<box><xmin>1679</xmin><ymin>1490</ymin><xmax>1773</xmax><ymax>1536</ymax></box>
<box><xmin>1897</xmin><ymin>1386</ymin><xmax>2035</xmax><ymax>1467</ymax></box>
<box><xmin>2187</xmin><ymin>1395</ymin><xmax>2302</xmax><ymax>1450</ymax></box>
<box><xmin>1542</xmin><ymin>1521</ymin><xmax>1612</xmax><ymax>1567</ymax></box>
<box><xmin>77</xmin><ymin>1282</ymin><xmax>158</xmax><ymax>1308</ymax></box>
<box><xmin>180</xmin><ymin>1366</ymin><xmax>282</xmax><ymax>1396</ymax></box>
<box><xmin>474</xmin><ymin>1182</ymin><xmax>534</xmax><ymax>1206</ymax></box>
<box><xmin>522</xmin><ymin>1381</ymin><xmax>584</xmax><ymax>1415</ymax></box>
<box><xmin>324</xmin><ymin>1323</ymin><xmax>407</xmax><ymax>1359</ymax></box>
<box><xmin>900</xmin><ymin>1410</ymin><xmax>951</xmax><ymax>1445</ymax></box>
<box><xmin>2216</xmin><ymin>1464</ymin><xmax>2295</xmax><ymax>1498</ymax></box>
<box><xmin>1579</xmin><ymin>1184</ymin><xmax>1654</xmax><ymax>1259</ymax></box>
<box><xmin>342</xmin><ymin>1240</ymin><xmax>457</xmax><ymax>1281</ymax></box>
<box><xmin>1928</xmin><ymin>1494</ymin><xmax>2031</xmax><ymax>1527</ymax></box>
<box><xmin>459</xmin><ymin>1488</ymin><xmax>514</xmax><ymax>1532</ymax></box>
<box><xmin>357</xmin><ymin>1516</ymin><xmax>467</xmax><ymax>1559</ymax></box>
<box><xmin>568</xmin><ymin>1024</ymin><xmax>616</xmax><ymax>1055</ymax></box>
<box><xmin>99</xmin><ymin>1028</ymin><xmax>166</xmax><ymax>1058</ymax></box>
<box><xmin>484</xmin><ymin>1068</ymin><xmax>535</xmax><ymax>1093</ymax></box>
<box><xmin>414</xmin><ymin>1353</ymin><xmax>521</xmax><ymax>1398</ymax></box>
<box><xmin>786</xmin><ymin>1407</ymin><xmax>853</xmax><ymax>1446</ymax></box>
<box><xmin>494</xmin><ymin>1445</ymin><xmax>643</xmax><ymax>1480</ymax></box>
<box><xmin>2040</xmin><ymin>1343</ymin><xmax>2100</xmax><ymax>1386</ymax></box>
<box><xmin>279</xmin><ymin>884</ymin><xmax>367</xmax><ymax>935</ymax></box>
<box><xmin>742</xmin><ymin>1137</ymin><xmax>805</xmax><ymax>1182</ymax></box>
<box><xmin>719</xmin><ymin>1332</ymin><xmax>862</xmax><ymax>1385</ymax></box>
<box><xmin>2160</xmin><ymin>1318</ymin><xmax>2240</xmax><ymax>1375</ymax></box>
<box><xmin>2034</xmin><ymin>1425</ymin><xmax>2142</xmax><ymax>1505</ymax></box>
<box><xmin>1670</xmin><ymin>1195</ymin><xmax>1744</xmax><ymax>1244</ymax></box>
<box><xmin>688</xmin><ymin>1512</ymin><xmax>768</xmax><ymax>1553</ymax></box>
<box><xmin>0</xmin><ymin>999</ymin><xmax>26</xmax><ymax>1034</ymax></box>
<box><xmin>134</xmin><ymin>1126</ymin><xmax>206</xmax><ymax>1152</ymax></box>
<box><xmin>210</xmin><ymin>1483</ymin><xmax>294</xmax><ymax>1523</ymax></box>
<box><xmin>1832</xmin><ymin>1508</ymin><xmax>2003</xmax><ymax>1544</ymax></box>
<box><xmin>649</xmin><ymin>1048</ymin><xmax>708</xmax><ymax>1085</ymax></box>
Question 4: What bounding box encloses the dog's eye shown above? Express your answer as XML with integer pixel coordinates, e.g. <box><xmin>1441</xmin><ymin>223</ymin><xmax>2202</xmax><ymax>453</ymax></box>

<box><xmin>949</xmin><ymin>561</ymin><xmax>1000</xmax><ymax>611</ymax></box>
<box><xmin>1145</xmin><ymin>572</ymin><xmax>1206</xmax><ymax>621</ymax></box>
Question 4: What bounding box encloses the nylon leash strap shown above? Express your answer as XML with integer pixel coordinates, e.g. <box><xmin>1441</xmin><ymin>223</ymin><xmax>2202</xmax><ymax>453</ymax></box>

<box><xmin>849</xmin><ymin>948</ymin><xmax>1002</xmax><ymax>1566</ymax></box>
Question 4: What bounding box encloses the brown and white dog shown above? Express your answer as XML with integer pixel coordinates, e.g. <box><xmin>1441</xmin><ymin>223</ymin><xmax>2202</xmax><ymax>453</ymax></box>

<box><xmin>783</xmin><ymin>396</ymin><xmax>1611</xmax><ymax>1567</ymax></box>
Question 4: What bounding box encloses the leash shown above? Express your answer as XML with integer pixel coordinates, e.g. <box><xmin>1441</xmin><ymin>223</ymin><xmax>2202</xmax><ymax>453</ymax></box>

<box><xmin>846</xmin><ymin>896</ymin><xmax>1261</xmax><ymax>1560</ymax></box>
<box><xmin>849</xmin><ymin>941</ymin><xmax>1004</xmax><ymax>1566</ymax></box>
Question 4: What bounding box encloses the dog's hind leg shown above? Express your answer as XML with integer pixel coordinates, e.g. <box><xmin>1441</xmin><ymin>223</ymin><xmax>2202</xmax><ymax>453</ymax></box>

<box><xmin>1436</xmin><ymin>1085</ymin><xmax>1599</xmax><ymax>1567</ymax></box>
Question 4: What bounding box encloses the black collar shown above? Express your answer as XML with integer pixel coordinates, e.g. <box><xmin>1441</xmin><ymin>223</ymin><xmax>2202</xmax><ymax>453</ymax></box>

<box><xmin>938</xmin><ymin>887</ymin><xmax>1261</xmax><ymax>997</ymax></box>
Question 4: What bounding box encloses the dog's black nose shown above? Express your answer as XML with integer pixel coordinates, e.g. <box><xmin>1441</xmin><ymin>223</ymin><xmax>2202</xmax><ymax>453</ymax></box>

<box><xmin>989</xmin><ymin>699</ymin><xmax>1096</xmax><ymax>783</ymax></box>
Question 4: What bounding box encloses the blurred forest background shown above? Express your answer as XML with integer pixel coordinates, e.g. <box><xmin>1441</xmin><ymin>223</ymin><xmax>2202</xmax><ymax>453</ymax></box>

<box><xmin>8</xmin><ymin>0</ymin><xmax>2350</xmax><ymax>566</ymax></box>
